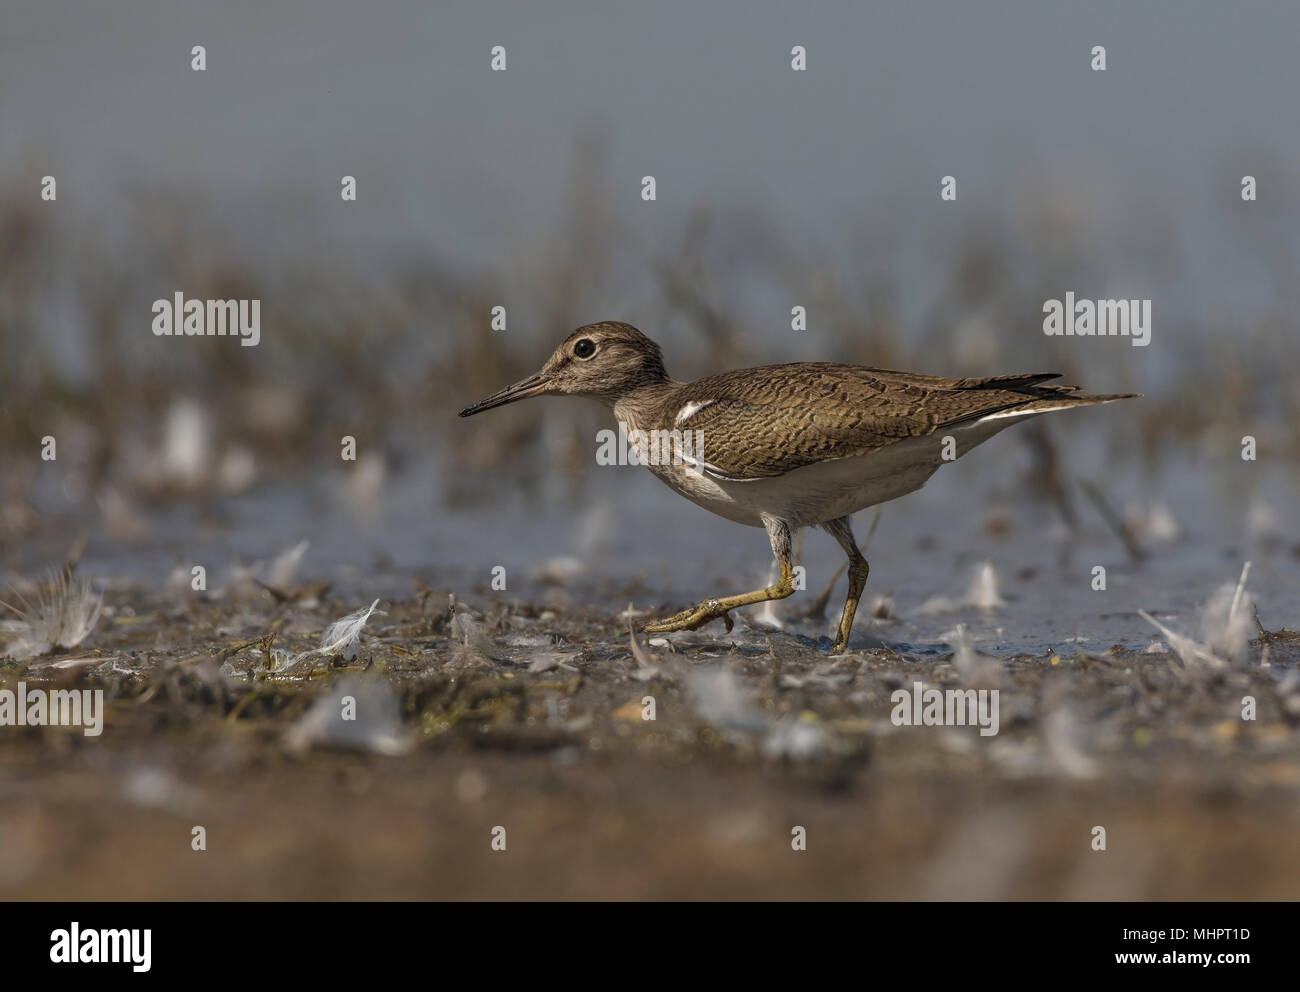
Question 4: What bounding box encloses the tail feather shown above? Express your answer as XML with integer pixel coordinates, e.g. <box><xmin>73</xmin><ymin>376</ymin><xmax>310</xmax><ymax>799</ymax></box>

<box><xmin>973</xmin><ymin>391</ymin><xmax>1140</xmax><ymax>422</ymax></box>
<box><xmin>943</xmin><ymin>388</ymin><xmax>1140</xmax><ymax>428</ymax></box>
<box><xmin>951</xmin><ymin>371</ymin><xmax>1063</xmax><ymax>391</ymax></box>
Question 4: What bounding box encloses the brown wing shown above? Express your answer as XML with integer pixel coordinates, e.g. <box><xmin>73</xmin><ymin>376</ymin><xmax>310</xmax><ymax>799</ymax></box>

<box><xmin>665</xmin><ymin>362</ymin><xmax>1108</xmax><ymax>480</ymax></box>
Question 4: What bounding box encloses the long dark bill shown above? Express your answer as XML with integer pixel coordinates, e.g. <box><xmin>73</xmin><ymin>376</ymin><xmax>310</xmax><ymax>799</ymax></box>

<box><xmin>457</xmin><ymin>372</ymin><xmax>549</xmax><ymax>417</ymax></box>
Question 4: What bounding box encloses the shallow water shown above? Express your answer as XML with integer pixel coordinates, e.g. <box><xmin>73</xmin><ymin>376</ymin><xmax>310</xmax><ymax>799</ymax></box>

<box><xmin>21</xmin><ymin>426</ymin><xmax>1296</xmax><ymax>657</ymax></box>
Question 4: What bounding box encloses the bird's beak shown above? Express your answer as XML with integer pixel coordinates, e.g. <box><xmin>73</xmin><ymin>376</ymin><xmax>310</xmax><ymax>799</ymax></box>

<box><xmin>457</xmin><ymin>372</ymin><xmax>550</xmax><ymax>417</ymax></box>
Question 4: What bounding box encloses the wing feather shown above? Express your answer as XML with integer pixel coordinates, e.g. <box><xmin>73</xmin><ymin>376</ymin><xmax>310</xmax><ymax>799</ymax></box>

<box><xmin>661</xmin><ymin>363</ymin><xmax>1105</xmax><ymax>481</ymax></box>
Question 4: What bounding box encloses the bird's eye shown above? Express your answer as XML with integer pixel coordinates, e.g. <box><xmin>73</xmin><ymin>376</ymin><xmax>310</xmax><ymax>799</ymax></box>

<box><xmin>573</xmin><ymin>338</ymin><xmax>597</xmax><ymax>359</ymax></box>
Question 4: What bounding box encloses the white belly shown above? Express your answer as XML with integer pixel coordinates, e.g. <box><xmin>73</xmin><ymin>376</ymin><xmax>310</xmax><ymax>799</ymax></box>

<box><xmin>644</xmin><ymin>408</ymin><xmax>1043</xmax><ymax>528</ymax></box>
<box><xmin>647</xmin><ymin>448</ymin><xmax>939</xmax><ymax>528</ymax></box>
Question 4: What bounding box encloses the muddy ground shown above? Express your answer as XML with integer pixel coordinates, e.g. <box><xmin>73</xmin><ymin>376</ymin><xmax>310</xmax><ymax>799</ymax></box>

<box><xmin>3</xmin><ymin>585</ymin><xmax>1299</xmax><ymax>900</ymax></box>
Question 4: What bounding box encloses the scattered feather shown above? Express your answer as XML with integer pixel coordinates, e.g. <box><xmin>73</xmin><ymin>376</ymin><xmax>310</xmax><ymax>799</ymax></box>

<box><xmin>344</xmin><ymin>451</ymin><xmax>386</xmax><ymax>519</ymax></box>
<box><xmin>533</xmin><ymin>555</ymin><xmax>585</xmax><ymax>585</ymax></box>
<box><xmin>1</xmin><ymin>569</ymin><xmax>103</xmax><ymax>659</ymax></box>
<box><xmin>25</xmin><ymin>654</ymin><xmax>106</xmax><ymax>672</ymax></box>
<box><xmin>761</xmin><ymin>713</ymin><xmax>829</xmax><ymax>760</ymax></box>
<box><xmin>1201</xmin><ymin>562</ymin><xmax>1254</xmax><ymax>665</ymax></box>
<box><xmin>1043</xmin><ymin>686</ymin><xmax>1098</xmax><ymax>779</ymax></box>
<box><xmin>779</xmin><ymin>661</ymin><xmax>852</xmax><ymax>690</ymax></box>
<box><xmin>685</xmin><ymin>667</ymin><xmax>766</xmax><ymax>733</ymax></box>
<box><xmin>919</xmin><ymin>562</ymin><xmax>1006</xmax><ymax>614</ymax></box>
<box><xmin>267</xmin><ymin>647</ymin><xmax>297</xmax><ymax>673</ymax></box>
<box><xmin>1138</xmin><ymin>563</ymin><xmax>1257</xmax><ymax>672</ymax></box>
<box><xmin>265</xmin><ymin>540</ymin><xmax>310</xmax><ymax>589</ymax></box>
<box><xmin>946</xmin><ymin>623</ymin><xmax>1002</xmax><ymax>688</ymax></box>
<box><xmin>751</xmin><ymin>561</ymin><xmax>787</xmax><ymax>630</ymax></box>
<box><xmin>166</xmin><ymin>563</ymin><xmax>194</xmax><ymax>597</ymax></box>
<box><xmin>1124</xmin><ymin>499</ymin><xmax>1183</xmax><ymax>543</ymax></box>
<box><xmin>449</xmin><ymin>595</ymin><xmax>499</xmax><ymax>660</ymax></box>
<box><xmin>266</xmin><ymin>598</ymin><xmax>385</xmax><ymax>673</ymax></box>
<box><xmin>1137</xmin><ymin>610</ymin><xmax>1221</xmax><ymax>671</ymax></box>
<box><xmin>159</xmin><ymin>398</ymin><xmax>211</xmax><ymax>488</ymax></box>
<box><xmin>318</xmin><ymin>598</ymin><xmax>383</xmax><ymax>660</ymax></box>
<box><xmin>965</xmin><ymin>562</ymin><xmax>1006</xmax><ymax>610</ymax></box>
<box><xmin>284</xmin><ymin>677</ymin><xmax>413</xmax><ymax>756</ymax></box>
<box><xmin>627</xmin><ymin>606</ymin><xmax>663</xmax><ymax>681</ymax></box>
<box><xmin>122</xmin><ymin>767</ymin><xmax>199</xmax><ymax>813</ymax></box>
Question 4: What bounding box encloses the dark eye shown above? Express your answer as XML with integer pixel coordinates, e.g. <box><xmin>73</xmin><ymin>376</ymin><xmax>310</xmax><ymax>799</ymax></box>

<box><xmin>573</xmin><ymin>338</ymin><xmax>596</xmax><ymax>359</ymax></box>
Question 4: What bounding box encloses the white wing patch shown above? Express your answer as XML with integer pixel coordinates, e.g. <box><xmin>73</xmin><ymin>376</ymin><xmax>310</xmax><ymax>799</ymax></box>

<box><xmin>975</xmin><ymin>397</ymin><xmax>1125</xmax><ymax>424</ymax></box>
<box><xmin>674</xmin><ymin>398</ymin><xmax>716</xmax><ymax>426</ymax></box>
<box><xmin>660</xmin><ymin>419</ymin><xmax>767</xmax><ymax>482</ymax></box>
<box><xmin>976</xmin><ymin>403</ymin><xmax>1076</xmax><ymax>423</ymax></box>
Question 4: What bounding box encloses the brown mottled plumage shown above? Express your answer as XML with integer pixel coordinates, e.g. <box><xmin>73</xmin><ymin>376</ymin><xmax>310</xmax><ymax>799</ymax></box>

<box><xmin>460</xmin><ymin>321</ymin><xmax>1137</xmax><ymax>653</ymax></box>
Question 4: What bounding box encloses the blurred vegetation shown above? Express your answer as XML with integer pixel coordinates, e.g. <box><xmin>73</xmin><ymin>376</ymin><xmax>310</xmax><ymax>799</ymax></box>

<box><xmin>1</xmin><ymin>142</ymin><xmax>1297</xmax><ymax>546</ymax></box>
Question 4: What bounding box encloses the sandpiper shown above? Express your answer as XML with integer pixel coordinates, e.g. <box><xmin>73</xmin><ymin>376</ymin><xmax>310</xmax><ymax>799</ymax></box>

<box><xmin>459</xmin><ymin>321</ymin><xmax>1136</xmax><ymax>653</ymax></box>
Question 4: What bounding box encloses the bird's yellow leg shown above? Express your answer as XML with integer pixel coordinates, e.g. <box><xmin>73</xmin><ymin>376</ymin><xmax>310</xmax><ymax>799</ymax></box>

<box><xmin>643</xmin><ymin>514</ymin><xmax>795</xmax><ymax>637</ymax></box>
<box><xmin>823</xmin><ymin>516</ymin><xmax>869</xmax><ymax>654</ymax></box>
<box><xmin>643</xmin><ymin>560</ymin><xmax>795</xmax><ymax>634</ymax></box>
<box><xmin>830</xmin><ymin>556</ymin><xmax>869</xmax><ymax>654</ymax></box>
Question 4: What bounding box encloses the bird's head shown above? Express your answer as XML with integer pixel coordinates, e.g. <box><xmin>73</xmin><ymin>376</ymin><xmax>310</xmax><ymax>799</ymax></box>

<box><xmin>458</xmin><ymin>321</ymin><xmax>669</xmax><ymax>416</ymax></box>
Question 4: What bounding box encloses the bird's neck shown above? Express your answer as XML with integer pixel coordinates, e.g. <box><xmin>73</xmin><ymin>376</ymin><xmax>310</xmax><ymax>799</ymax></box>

<box><xmin>612</xmin><ymin>379</ymin><xmax>679</xmax><ymax>432</ymax></box>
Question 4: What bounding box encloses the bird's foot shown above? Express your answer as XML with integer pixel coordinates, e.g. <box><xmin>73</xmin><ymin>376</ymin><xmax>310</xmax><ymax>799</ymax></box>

<box><xmin>829</xmin><ymin>611</ymin><xmax>857</xmax><ymax>654</ymax></box>
<box><xmin>642</xmin><ymin>600</ymin><xmax>736</xmax><ymax>636</ymax></box>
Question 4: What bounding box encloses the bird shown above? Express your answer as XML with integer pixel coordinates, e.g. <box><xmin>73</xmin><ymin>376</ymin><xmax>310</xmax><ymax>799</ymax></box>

<box><xmin>458</xmin><ymin>321</ymin><xmax>1137</xmax><ymax>653</ymax></box>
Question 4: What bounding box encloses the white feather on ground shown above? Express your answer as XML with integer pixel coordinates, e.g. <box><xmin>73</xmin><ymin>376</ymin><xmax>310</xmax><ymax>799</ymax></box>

<box><xmin>0</xmin><ymin>570</ymin><xmax>103</xmax><ymax>660</ymax></box>
<box><xmin>1139</xmin><ymin>563</ymin><xmax>1256</xmax><ymax>672</ymax></box>
<box><xmin>946</xmin><ymin>623</ymin><xmax>1003</xmax><ymax>688</ymax></box>
<box><xmin>919</xmin><ymin>561</ymin><xmax>1006</xmax><ymax>614</ymax></box>
<box><xmin>1124</xmin><ymin>499</ymin><xmax>1183</xmax><ymax>543</ymax></box>
<box><xmin>318</xmin><ymin>598</ymin><xmax>383</xmax><ymax>660</ymax></box>
<box><xmin>270</xmin><ymin>598</ymin><xmax>384</xmax><ymax>673</ymax></box>
<box><xmin>449</xmin><ymin>594</ymin><xmax>500</xmax><ymax>661</ymax></box>
<box><xmin>1201</xmin><ymin>562</ymin><xmax>1255</xmax><ymax>665</ymax></box>
<box><xmin>685</xmin><ymin>667</ymin><xmax>767</xmax><ymax>733</ymax></box>
<box><xmin>265</xmin><ymin>540</ymin><xmax>310</xmax><ymax>589</ymax></box>
<box><xmin>751</xmin><ymin>561</ymin><xmax>786</xmax><ymax>630</ymax></box>
<box><xmin>761</xmin><ymin>713</ymin><xmax>828</xmax><ymax>760</ymax></box>
<box><xmin>1043</xmin><ymin>687</ymin><xmax>1099</xmax><ymax>780</ymax></box>
<box><xmin>627</xmin><ymin>607</ymin><xmax>663</xmax><ymax>681</ymax></box>
<box><xmin>213</xmin><ymin>539</ymin><xmax>310</xmax><ymax>599</ymax></box>
<box><xmin>284</xmin><ymin>677</ymin><xmax>413</xmax><ymax>756</ymax></box>
<box><xmin>1138</xmin><ymin>610</ymin><xmax>1222</xmax><ymax>671</ymax></box>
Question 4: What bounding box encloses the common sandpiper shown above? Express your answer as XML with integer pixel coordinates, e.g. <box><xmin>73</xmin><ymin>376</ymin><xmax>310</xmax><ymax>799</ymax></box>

<box><xmin>459</xmin><ymin>321</ymin><xmax>1136</xmax><ymax>653</ymax></box>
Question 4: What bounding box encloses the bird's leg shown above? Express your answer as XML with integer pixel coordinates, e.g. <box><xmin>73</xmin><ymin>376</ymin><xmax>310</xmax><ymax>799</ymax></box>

<box><xmin>644</xmin><ymin>515</ymin><xmax>795</xmax><ymax>636</ymax></box>
<box><xmin>822</xmin><ymin>516</ymin><xmax>869</xmax><ymax>654</ymax></box>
